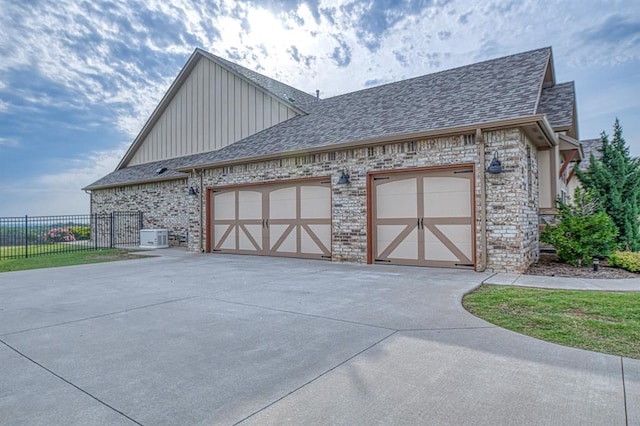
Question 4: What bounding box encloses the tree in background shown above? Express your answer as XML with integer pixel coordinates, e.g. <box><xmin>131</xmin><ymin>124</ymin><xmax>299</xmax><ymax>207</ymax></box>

<box><xmin>577</xmin><ymin>118</ymin><xmax>640</xmax><ymax>251</ymax></box>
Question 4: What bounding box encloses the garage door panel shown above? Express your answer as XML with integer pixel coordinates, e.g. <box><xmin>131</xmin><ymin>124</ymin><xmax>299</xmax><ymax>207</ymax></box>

<box><xmin>214</xmin><ymin>192</ymin><xmax>235</xmax><ymax>220</ymax></box>
<box><xmin>238</xmin><ymin>191</ymin><xmax>263</xmax><ymax>220</ymax></box>
<box><xmin>300</xmin><ymin>186</ymin><xmax>331</xmax><ymax>219</ymax></box>
<box><xmin>238</xmin><ymin>224</ymin><xmax>262</xmax><ymax>251</ymax></box>
<box><xmin>269</xmin><ymin>187</ymin><xmax>297</xmax><ymax>219</ymax></box>
<box><xmin>214</xmin><ymin>224</ymin><xmax>235</xmax><ymax>250</ymax></box>
<box><xmin>423</xmin><ymin>177</ymin><xmax>471</xmax><ymax>218</ymax></box>
<box><xmin>375</xmin><ymin>224</ymin><xmax>418</xmax><ymax>259</ymax></box>
<box><xmin>424</xmin><ymin>227</ymin><xmax>461</xmax><ymax>262</ymax></box>
<box><xmin>376</xmin><ymin>179</ymin><xmax>417</xmax><ymax>219</ymax></box>
<box><xmin>270</xmin><ymin>224</ymin><xmax>296</xmax><ymax>252</ymax></box>
<box><xmin>437</xmin><ymin>225</ymin><xmax>473</xmax><ymax>260</ymax></box>
<box><xmin>303</xmin><ymin>224</ymin><xmax>331</xmax><ymax>255</ymax></box>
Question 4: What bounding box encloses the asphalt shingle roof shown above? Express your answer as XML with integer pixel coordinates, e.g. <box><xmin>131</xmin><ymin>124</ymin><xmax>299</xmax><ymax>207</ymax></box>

<box><xmin>86</xmin><ymin>47</ymin><xmax>575</xmax><ymax>190</ymax></box>
<box><xmin>537</xmin><ymin>82</ymin><xmax>575</xmax><ymax>128</ymax></box>
<box><xmin>578</xmin><ymin>138</ymin><xmax>603</xmax><ymax>171</ymax></box>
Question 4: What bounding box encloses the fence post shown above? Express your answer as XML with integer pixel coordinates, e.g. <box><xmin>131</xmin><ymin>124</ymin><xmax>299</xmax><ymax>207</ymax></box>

<box><xmin>110</xmin><ymin>212</ymin><xmax>114</xmax><ymax>248</ymax></box>
<box><xmin>24</xmin><ymin>215</ymin><xmax>28</xmax><ymax>258</ymax></box>
<box><xmin>93</xmin><ymin>213</ymin><xmax>98</xmax><ymax>250</ymax></box>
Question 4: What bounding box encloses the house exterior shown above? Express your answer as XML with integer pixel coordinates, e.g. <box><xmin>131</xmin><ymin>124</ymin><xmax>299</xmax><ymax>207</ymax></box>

<box><xmin>84</xmin><ymin>47</ymin><xmax>582</xmax><ymax>273</ymax></box>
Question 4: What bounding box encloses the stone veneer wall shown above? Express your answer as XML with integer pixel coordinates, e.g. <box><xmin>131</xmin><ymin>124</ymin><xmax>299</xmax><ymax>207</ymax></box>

<box><xmin>91</xmin><ymin>179</ymin><xmax>191</xmax><ymax>247</ymax></box>
<box><xmin>484</xmin><ymin>130</ymin><xmax>539</xmax><ymax>272</ymax></box>
<box><xmin>187</xmin><ymin>128</ymin><xmax>539</xmax><ymax>272</ymax></box>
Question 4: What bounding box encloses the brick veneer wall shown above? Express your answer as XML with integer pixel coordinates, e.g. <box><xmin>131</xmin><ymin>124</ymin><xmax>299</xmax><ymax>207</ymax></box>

<box><xmin>91</xmin><ymin>128</ymin><xmax>540</xmax><ymax>272</ymax></box>
<box><xmin>91</xmin><ymin>179</ymin><xmax>191</xmax><ymax>247</ymax></box>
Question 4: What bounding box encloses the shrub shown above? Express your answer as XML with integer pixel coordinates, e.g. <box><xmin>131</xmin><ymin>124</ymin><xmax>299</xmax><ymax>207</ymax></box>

<box><xmin>608</xmin><ymin>251</ymin><xmax>640</xmax><ymax>273</ymax></box>
<box><xmin>541</xmin><ymin>189</ymin><xmax>618</xmax><ymax>266</ymax></box>
<box><xmin>69</xmin><ymin>225</ymin><xmax>91</xmax><ymax>240</ymax></box>
<box><xmin>43</xmin><ymin>227</ymin><xmax>76</xmax><ymax>243</ymax></box>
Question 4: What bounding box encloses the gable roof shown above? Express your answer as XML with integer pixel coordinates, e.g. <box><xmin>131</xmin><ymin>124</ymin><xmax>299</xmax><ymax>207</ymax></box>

<box><xmin>86</xmin><ymin>47</ymin><xmax>573</xmax><ymax>190</ymax></box>
<box><xmin>115</xmin><ymin>48</ymin><xmax>317</xmax><ymax>170</ymax></box>
<box><xmin>537</xmin><ymin>81</ymin><xmax>576</xmax><ymax>130</ymax></box>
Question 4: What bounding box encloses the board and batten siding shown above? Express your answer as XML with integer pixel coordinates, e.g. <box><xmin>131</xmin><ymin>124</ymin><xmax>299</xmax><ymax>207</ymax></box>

<box><xmin>128</xmin><ymin>57</ymin><xmax>300</xmax><ymax>166</ymax></box>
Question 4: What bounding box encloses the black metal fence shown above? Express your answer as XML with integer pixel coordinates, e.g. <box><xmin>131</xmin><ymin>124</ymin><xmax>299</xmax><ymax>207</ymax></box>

<box><xmin>0</xmin><ymin>212</ymin><xmax>143</xmax><ymax>260</ymax></box>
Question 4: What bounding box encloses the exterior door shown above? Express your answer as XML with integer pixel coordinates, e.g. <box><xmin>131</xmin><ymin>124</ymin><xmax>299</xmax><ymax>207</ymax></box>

<box><xmin>371</xmin><ymin>167</ymin><xmax>474</xmax><ymax>269</ymax></box>
<box><xmin>210</xmin><ymin>179</ymin><xmax>332</xmax><ymax>259</ymax></box>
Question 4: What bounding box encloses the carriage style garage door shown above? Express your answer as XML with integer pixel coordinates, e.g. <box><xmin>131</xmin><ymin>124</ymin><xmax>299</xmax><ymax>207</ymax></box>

<box><xmin>210</xmin><ymin>179</ymin><xmax>332</xmax><ymax>260</ymax></box>
<box><xmin>371</xmin><ymin>167</ymin><xmax>475</xmax><ymax>269</ymax></box>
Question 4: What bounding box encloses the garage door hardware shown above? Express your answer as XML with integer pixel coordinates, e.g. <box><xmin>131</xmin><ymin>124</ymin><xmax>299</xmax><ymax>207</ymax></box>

<box><xmin>454</xmin><ymin>169</ymin><xmax>474</xmax><ymax>174</ymax></box>
<box><xmin>373</xmin><ymin>176</ymin><xmax>390</xmax><ymax>181</ymax></box>
<box><xmin>375</xmin><ymin>259</ymin><xmax>392</xmax><ymax>262</ymax></box>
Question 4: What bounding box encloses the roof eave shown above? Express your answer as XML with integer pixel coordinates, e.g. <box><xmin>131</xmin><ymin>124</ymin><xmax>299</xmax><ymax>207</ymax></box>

<box><xmin>177</xmin><ymin>114</ymin><xmax>557</xmax><ymax>172</ymax></box>
<box><xmin>83</xmin><ymin>174</ymin><xmax>188</xmax><ymax>191</ymax></box>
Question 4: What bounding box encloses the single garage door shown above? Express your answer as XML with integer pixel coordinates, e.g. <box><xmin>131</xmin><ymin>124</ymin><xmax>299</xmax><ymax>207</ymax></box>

<box><xmin>371</xmin><ymin>167</ymin><xmax>475</xmax><ymax>269</ymax></box>
<box><xmin>210</xmin><ymin>179</ymin><xmax>332</xmax><ymax>260</ymax></box>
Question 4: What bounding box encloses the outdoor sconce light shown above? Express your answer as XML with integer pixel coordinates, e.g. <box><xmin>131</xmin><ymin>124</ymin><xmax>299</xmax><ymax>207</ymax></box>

<box><xmin>337</xmin><ymin>169</ymin><xmax>351</xmax><ymax>185</ymax></box>
<box><xmin>188</xmin><ymin>185</ymin><xmax>199</xmax><ymax>196</ymax></box>
<box><xmin>487</xmin><ymin>153</ymin><xmax>504</xmax><ymax>174</ymax></box>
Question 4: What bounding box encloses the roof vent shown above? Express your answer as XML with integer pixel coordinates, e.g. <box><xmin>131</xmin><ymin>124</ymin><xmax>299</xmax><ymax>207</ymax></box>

<box><xmin>156</xmin><ymin>167</ymin><xmax>168</xmax><ymax>175</ymax></box>
<box><xmin>283</xmin><ymin>93</ymin><xmax>295</xmax><ymax>103</ymax></box>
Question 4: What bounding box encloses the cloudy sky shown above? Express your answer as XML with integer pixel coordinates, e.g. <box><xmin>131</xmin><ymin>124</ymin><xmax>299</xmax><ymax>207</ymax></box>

<box><xmin>1</xmin><ymin>0</ymin><xmax>639</xmax><ymax>216</ymax></box>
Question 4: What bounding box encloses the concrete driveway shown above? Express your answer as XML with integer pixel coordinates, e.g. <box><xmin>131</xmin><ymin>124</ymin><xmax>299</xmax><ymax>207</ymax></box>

<box><xmin>0</xmin><ymin>250</ymin><xmax>636</xmax><ymax>425</ymax></box>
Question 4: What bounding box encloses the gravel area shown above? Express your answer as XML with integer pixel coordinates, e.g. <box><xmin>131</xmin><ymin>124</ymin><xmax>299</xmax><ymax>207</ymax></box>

<box><xmin>526</xmin><ymin>253</ymin><xmax>640</xmax><ymax>279</ymax></box>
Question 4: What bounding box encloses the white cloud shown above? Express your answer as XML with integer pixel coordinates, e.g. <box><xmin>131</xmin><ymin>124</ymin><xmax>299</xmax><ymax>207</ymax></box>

<box><xmin>0</xmin><ymin>137</ymin><xmax>19</xmax><ymax>148</ymax></box>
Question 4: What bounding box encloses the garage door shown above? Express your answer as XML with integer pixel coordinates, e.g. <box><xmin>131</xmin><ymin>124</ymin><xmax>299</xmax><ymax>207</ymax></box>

<box><xmin>210</xmin><ymin>179</ymin><xmax>332</xmax><ymax>260</ymax></box>
<box><xmin>371</xmin><ymin>167</ymin><xmax>474</xmax><ymax>269</ymax></box>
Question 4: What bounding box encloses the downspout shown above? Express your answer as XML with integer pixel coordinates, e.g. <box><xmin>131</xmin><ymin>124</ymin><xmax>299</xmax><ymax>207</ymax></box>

<box><xmin>477</xmin><ymin>128</ymin><xmax>488</xmax><ymax>272</ymax></box>
<box><xmin>199</xmin><ymin>169</ymin><xmax>204</xmax><ymax>253</ymax></box>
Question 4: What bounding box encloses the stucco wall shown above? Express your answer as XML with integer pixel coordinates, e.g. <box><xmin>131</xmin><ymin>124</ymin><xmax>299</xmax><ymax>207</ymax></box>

<box><xmin>91</xmin><ymin>128</ymin><xmax>540</xmax><ymax>272</ymax></box>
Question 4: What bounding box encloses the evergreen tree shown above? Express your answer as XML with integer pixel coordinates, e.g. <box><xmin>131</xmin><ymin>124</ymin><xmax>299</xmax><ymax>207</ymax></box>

<box><xmin>577</xmin><ymin>118</ymin><xmax>640</xmax><ymax>251</ymax></box>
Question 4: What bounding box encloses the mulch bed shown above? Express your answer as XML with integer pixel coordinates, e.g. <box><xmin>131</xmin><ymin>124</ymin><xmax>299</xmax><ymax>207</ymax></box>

<box><xmin>525</xmin><ymin>253</ymin><xmax>640</xmax><ymax>279</ymax></box>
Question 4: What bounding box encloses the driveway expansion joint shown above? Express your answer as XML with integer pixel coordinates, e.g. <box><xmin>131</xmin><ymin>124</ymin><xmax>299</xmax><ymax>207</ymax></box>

<box><xmin>0</xmin><ymin>295</ymin><xmax>201</xmax><ymax>337</ymax></box>
<box><xmin>208</xmin><ymin>296</ymin><xmax>397</xmax><ymax>331</ymax></box>
<box><xmin>621</xmin><ymin>357</ymin><xmax>628</xmax><ymax>426</ymax></box>
<box><xmin>0</xmin><ymin>338</ymin><xmax>143</xmax><ymax>426</ymax></box>
<box><xmin>233</xmin><ymin>330</ymin><xmax>398</xmax><ymax>425</ymax></box>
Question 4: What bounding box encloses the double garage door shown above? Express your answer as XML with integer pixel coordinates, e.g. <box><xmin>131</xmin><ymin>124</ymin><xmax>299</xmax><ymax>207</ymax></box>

<box><xmin>209</xmin><ymin>168</ymin><xmax>474</xmax><ymax>269</ymax></box>
<box><xmin>210</xmin><ymin>179</ymin><xmax>332</xmax><ymax>259</ymax></box>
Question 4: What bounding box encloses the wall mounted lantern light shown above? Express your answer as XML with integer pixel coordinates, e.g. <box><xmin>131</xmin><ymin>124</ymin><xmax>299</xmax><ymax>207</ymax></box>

<box><xmin>337</xmin><ymin>169</ymin><xmax>351</xmax><ymax>185</ymax></box>
<box><xmin>188</xmin><ymin>184</ymin><xmax>199</xmax><ymax>196</ymax></box>
<box><xmin>487</xmin><ymin>152</ymin><xmax>504</xmax><ymax>174</ymax></box>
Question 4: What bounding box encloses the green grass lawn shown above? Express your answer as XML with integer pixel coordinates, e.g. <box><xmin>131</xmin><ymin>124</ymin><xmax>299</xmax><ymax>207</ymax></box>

<box><xmin>0</xmin><ymin>243</ymin><xmax>72</xmax><ymax>258</ymax></box>
<box><xmin>0</xmin><ymin>249</ymin><xmax>142</xmax><ymax>272</ymax></box>
<box><xmin>463</xmin><ymin>284</ymin><xmax>640</xmax><ymax>359</ymax></box>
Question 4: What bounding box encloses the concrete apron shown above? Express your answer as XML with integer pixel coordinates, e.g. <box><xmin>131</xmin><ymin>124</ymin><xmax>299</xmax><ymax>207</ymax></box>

<box><xmin>0</xmin><ymin>251</ymin><xmax>635</xmax><ymax>425</ymax></box>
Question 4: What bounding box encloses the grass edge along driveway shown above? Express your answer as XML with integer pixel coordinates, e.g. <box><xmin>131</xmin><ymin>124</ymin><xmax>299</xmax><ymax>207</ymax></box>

<box><xmin>0</xmin><ymin>249</ymin><xmax>142</xmax><ymax>273</ymax></box>
<box><xmin>463</xmin><ymin>284</ymin><xmax>640</xmax><ymax>359</ymax></box>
